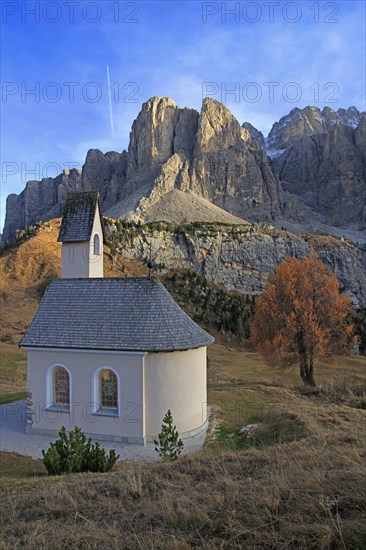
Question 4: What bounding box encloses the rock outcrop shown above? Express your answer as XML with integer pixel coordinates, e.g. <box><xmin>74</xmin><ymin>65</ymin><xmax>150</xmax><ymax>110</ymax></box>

<box><xmin>81</xmin><ymin>149</ymin><xmax>128</xmax><ymax>211</ymax></box>
<box><xmin>110</xmin><ymin>97</ymin><xmax>281</xmax><ymax>223</ymax></box>
<box><xmin>2</xmin><ymin>97</ymin><xmax>281</xmax><ymax>243</ymax></box>
<box><xmin>189</xmin><ymin>99</ymin><xmax>281</xmax><ymax>222</ymax></box>
<box><xmin>267</xmin><ymin>106</ymin><xmax>363</xmax><ymax>151</ymax></box>
<box><xmin>242</xmin><ymin>122</ymin><xmax>265</xmax><ymax>148</ymax></box>
<box><xmin>2</xmin><ymin>169</ymin><xmax>83</xmax><ymax>244</ymax></box>
<box><xmin>110</xmin><ymin>224</ymin><xmax>366</xmax><ymax>309</ymax></box>
<box><xmin>272</xmin><ymin>115</ymin><xmax>366</xmax><ymax>229</ymax></box>
<box><xmin>2</xmin><ymin>99</ymin><xmax>365</xmax><ymax>244</ymax></box>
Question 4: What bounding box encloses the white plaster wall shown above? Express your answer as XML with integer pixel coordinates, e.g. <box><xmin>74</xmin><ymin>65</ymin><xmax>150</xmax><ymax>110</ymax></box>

<box><xmin>144</xmin><ymin>347</ymin><xmax>207</xmax><ymax>437</ymax></box>
<box><xmin>26</xmin><ymin>348</ymin><xmax>145</xmax><ymax>441</ymax></box>
<box><xmin>61</xmin><ymin>242</ymin><xmax>90</xmax><ymax>278</ymax></box>
<box><xmin>61</xmin><ymin>203</ymin><xmax>103</xmax><ymax>278</ymax></box>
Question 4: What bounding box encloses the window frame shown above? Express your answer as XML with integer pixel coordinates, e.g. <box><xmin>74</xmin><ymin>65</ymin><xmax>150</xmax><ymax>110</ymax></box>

<box><xmin>45</xmin><ymin>363</ymin><xmax>72</xmax><ymax>412</ymax></box>
<box><xmin>92</xmin><ymin>366</ymin><xmax>121</xmax><ymax>417</ymax></box>
<box><xmin>93</xmin><ymin>232</ymin><xmax>101</xmax><ymax>255</ymax></box>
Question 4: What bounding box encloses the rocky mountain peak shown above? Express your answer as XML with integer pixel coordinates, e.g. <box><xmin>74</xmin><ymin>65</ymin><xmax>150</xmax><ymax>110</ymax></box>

<box><xmin>198</xmin><ymin>97</ymin><xmax>250</xmax><ymax>150</ymax></box>
<box><xmin>1</xmin><ymin>98</ymin><xmax>364</xmax><ymax>246</ymax></box>
<box><xmin>127</xmin><ymin>97</ymin><xmax>179</xmax><ymax>175</ymax></box>
<box><xmin>127</xmin><ymin>96</ymin><xmax>200</xmax><ymax>180</ymax></box>
<box><xmin>272</xmin><ymin>114</ymin><xmax>366</xmax><ymax>230</ymax></box>
<box><xmin>242</xmin><ymin>122</ymin><xmax>265</xmax><ymax>148</ymax></box>
<box><xmin>267</xmin><ymin>105</ymin><xmax>364</xmax><ymax>152</ymax></box>
<box><xmin>191</xmin><ymin>99</ymin><xmax>280</xmax><ymax>221</ymax></box>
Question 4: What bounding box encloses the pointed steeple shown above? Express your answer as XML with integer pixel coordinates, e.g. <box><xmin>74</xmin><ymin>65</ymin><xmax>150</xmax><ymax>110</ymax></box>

<box><xmin>58</xmin><ymin>192</ymin><xmax>104</xmax><ymax>278</ymax></box>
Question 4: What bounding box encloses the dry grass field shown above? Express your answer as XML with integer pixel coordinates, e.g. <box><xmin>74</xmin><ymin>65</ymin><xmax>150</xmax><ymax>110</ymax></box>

<box><xmin>0</xmin><ymin>224</ymin><xmax>365</xmax><ymax>548</ymax></box>
<box><xmin>0</xmin><ymin>345</ymin><xmax>26</xmax><ymax>404</ymax></box>
<box><xmin>0</xmin><ymin>342</ymin><xmax>365</xmax><ymax>549</ymax></box>
<box><xmin>0</xmin><ymin>220</ymin><xmax>147</xmax><ymax>346</ymax></box>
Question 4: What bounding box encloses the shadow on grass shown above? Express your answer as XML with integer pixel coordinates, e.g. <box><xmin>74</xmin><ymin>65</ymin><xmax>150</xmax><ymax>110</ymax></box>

<box><xmin>0</xmin><ymin>451</ymin><xmax>46</xmax><ymax>479</ymax></box>
<box><xmin>0</xmin><ymin>391</ymin><xmax>26</xmax><ymax>405</ymax></box>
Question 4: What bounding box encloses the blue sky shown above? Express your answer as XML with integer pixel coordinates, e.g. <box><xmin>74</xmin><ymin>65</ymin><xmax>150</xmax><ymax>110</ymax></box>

<box><xmin>1</xmin><ymin>0</ymin><xmax>365</xmax><ymax>230</ymax></box>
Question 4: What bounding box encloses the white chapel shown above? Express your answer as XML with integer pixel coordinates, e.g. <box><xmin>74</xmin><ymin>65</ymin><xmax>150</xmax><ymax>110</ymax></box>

<box><xmin>21</xmin><ymin>192</ymin><xmax>214</xmax><ymax>444</ymax></box>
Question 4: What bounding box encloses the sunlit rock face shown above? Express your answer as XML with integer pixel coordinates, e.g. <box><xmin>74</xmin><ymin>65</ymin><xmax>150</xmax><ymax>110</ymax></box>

<box><xmin>2</xmin><ymin>97</ymin><xmax>281</xmax><ymax>242</ymax></box>
<box><xmin>2</xmin><ymin>99</ymin><xmax>365</xmax><ymax>244</ymax></box>
<box><xmin>267</xmin><ymin>105</ymin><xmax>363</xmax><ymax>151</ymax></box>
<box><xmin>106</xmin><ymin>223</ymin><xmax>366</xmax><ymax>309</ymax></box>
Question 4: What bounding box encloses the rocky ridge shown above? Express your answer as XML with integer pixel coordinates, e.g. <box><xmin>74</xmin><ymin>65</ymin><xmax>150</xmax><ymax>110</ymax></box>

<box><xmin>2</xmin><ymin>99</ymin><xmax>365</xmax><ymax>245</ymax></box>
<box><xmin>108</xmin><ymin>222</ymin><xmax>366</xmax><ymax>309</ymax></box>
<box><xmin>272</xmin><ymin>115</ymin><xmax>366</xmax><ymax>229</ymax></box>
<box><xmin>266</xmin><ymin>105</ymin><xmax>363</xmax><ymax>152</ymax></box>
<box><xmin>2</xmin><ymin>97</ymin><xmax>280</xmax><ymax>243</ymax></box>
<box><xmin>242</xmin><ymin>122</ymin><xmax>265</xmax><ymax>148</ymax></box>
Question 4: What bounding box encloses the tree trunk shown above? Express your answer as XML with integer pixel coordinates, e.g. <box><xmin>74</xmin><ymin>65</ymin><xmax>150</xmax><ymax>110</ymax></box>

<box><xmin>308</xmin><ymin>352</ymin><xmax>316</xmax><ymax>386</ymax></box>
<box><xmin>299</xmin><ymin>351</ymin><xmax>316</xmax><ymax>386</ymax></box>
<box><xmin>299</xmin><ymin>352</ymin><xmax>308</xmax><ymax>384</ymax></box>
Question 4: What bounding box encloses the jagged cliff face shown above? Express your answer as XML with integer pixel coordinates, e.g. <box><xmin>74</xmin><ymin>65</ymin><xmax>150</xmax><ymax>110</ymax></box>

<box><xmin>272</xmin><ymin>115</ymin><xmax>366</xmax><ymax>229</ymax></box>
<box><xmin>82</xmin><ymin>149</ymin><xmax>128</xmax><ymax>210</ymax></box>
<box><xmin>128</xmin><ymin>97</ymin><xmax>198</xmax><ymax>175</ymax></box>
<box><xmin>2</xmin><ymin>151</ymin><xmax>131</xmax><ymax>244</ymax></box>
<box><xmin>242</xmin><ymin>105</ymin><xmax>366</xmax><ymax>231</ymax></box>
<box><xmin>2</xmin><ymin>99</ymin><xmax>365</xmax><ymax>244</ymax></box>
<box><xmin>242</xmin><ymin>122</ymin><xmax>265</xmax><ymax>149</ymax></box>
<box><xmin>267</xmin><ymin>106</ymin><xmax>363</xmax><ymax>152</ymax></box>
<box><xmin>109</xmin><ymin>224</ymin><xmax>366</xmax><ymax>309</ymax></box>
<box><xmin>2</xmin><ymin>97</ymin><xmax>282</xmax><ymax>243</ymax></box>
<box><xmin>110</xmin><ymin>98</ymin><xmax>281</xmax><ymax>223</ymax></box>
<box><xmin>3</xmin><ymin>168</ymin><xmax>83</xmax><ymax>244</ymax></box>
<box><xmin>189</xmin><ymin>99</ymin><xmax>281</xmax><ymax>221</ymax></box>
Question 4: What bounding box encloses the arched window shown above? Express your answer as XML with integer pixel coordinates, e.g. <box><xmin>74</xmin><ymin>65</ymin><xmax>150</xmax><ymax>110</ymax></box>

<box><xmin>92</xmin><ymin>367</ymin><xmax>120</xmax><ymax>416</ymax></box>
<box><xmin>45</xmin><ymin>364</ymin><xmax>71</xmax><ymax>411</ymax></box>
<box><xmin>53</xmin><ymin>366</ymin><xmax>70</xmax><ymax>405</ymax></box>
<box><xmin>93</xmin><ymin>233</ymin><xmax>101</xmax><ymax>255</ymax></box>
<box><xmin>100</xmin><ymin>369</ymin><xmax>118</xmax><ymax>409</ymax></box>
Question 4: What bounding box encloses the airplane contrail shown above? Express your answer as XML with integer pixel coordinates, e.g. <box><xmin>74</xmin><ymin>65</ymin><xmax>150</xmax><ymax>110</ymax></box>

<box><xmin>107</xmin><ymin>64</ymin><xmax>114</xmax><ymax>133</ymax></box>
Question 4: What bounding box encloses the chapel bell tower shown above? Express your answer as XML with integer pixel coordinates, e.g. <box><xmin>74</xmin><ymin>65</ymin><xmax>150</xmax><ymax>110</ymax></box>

<box><xmin>57</xmin><ymin>192</ymin><xmax>104</xmax><ymax>278</ymax></box>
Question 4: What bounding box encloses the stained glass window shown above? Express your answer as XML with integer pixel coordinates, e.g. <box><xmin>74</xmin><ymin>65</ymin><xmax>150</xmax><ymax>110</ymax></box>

<box><xmin>99</xmin><ymin>369</ymin><xmax>118</xmax><ymax>409</ymax></box>
<box><xmin>53</xmin><ymin>367</ymin><xmax>70</xmax><ymax>405</ymax></box>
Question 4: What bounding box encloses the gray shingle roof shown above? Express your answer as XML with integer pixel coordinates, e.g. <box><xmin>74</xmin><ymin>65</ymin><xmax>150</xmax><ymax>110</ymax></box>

<box><xmin>57</xmin><ymin>192</ymin><xmax>105</xmax><ymax>242</ymax></box>
<box><xmin>20</xmin><ymin>278</ymin><xmax>214</xmax><ymax>352</ymax></box>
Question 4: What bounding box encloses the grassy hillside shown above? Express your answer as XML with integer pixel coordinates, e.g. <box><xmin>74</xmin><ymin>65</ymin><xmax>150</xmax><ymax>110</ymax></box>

<box><xmin>0</xmin><ymin>344</ymin><xmax>26</xmax><ymax>404</ymax></box>
<box><xmin>1</xmin><ymin>219</ymin><xmax>365</xmax><ymax>549</ymax></box>
<box><xmin>0</xmin><ymin>219</ymin><xmax>149</xmax><ymax>345</ymax></box>
<box><xmin>162</xmin><ymin>271</ymin><xmax>255</xmax><ymax>338</ymax></box>
<box><xmin>1</xmin><ymin>345</ymin><xmax>365</xmax><ymax>549</ymax></box>
<box><xmin>0</xmin><ymin>219</ymin><xmax>254</xmax><ymax>346</ymax></box>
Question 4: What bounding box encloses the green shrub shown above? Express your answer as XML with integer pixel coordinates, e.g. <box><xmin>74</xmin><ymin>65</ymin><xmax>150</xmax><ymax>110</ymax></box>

<box><xmin>154</xmin><ymin>410</ymin><xmax>184</xmax><ymax>462</ymax></box>
<box><xmin>86</xmin><ymin>441</ymin><xmax>119</xmax><ymax>473</ymax></box>
<box><xmin>15</xmin><ymin>229</ymin><xmax>26</xmax><ymax>240</ymax></box>
<box><xmin>42</xmin><ymin>426</ymin><xmax>119</xmax><ymax>475</ymax></box>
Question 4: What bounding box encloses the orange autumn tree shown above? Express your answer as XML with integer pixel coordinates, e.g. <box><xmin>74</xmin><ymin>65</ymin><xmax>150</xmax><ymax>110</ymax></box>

<box><xmin>251</xmin><ymin>255</ymin><xmax>353</xmax><ymax>386</ymax></box>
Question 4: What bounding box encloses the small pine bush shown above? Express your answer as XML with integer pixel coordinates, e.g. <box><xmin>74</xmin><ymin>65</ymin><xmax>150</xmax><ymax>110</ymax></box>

<box><xmin>154</xmin><ymin>410</ymin><xmax>184</xmax><ymax>462</ymax></box>
<box><xmin>42</xmin><ymin>426</ymin><xmax>119</xmax><ymax>475</ymax></box>
<box><xmin>86</xmin><ymin>441</ymin><xmax>119</xmax><ymax>473</ymax></box>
